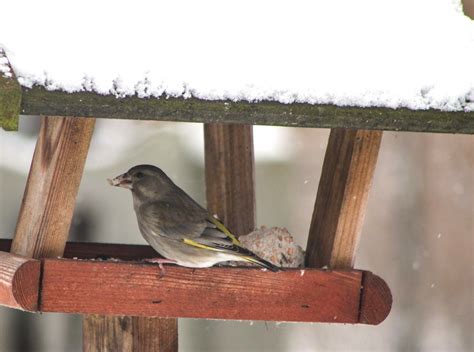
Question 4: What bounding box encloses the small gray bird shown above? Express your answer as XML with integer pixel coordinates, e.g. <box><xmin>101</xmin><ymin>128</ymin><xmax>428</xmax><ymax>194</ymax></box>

<box><xmin>109</xmin><ymin>165</ymin><xmax>279</xmax><ymax>272</ymax></box>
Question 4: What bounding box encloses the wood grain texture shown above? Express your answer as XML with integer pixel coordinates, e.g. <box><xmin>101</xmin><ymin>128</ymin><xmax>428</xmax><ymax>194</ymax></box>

<box><xmin>204</xmin><ymin>123</ymin><xmax>256</xmax><ymax>236</ymax></box>
<box><xmin>83</xmin><ymin>315</ymin><xmax>177</xmax><ymax>352</ymax></box>
<box><xmin>20</xmin><ymin>86</ymin><xmax>474</xmax><ymax>134</ymax></box>
<box><xmin>306</xmin><ymin>129</ymin><xmax>382</xmax><ymax>269</ymax></box>
<box><xmin>0</xmin><ymin>251</ymin><xmax>40</xmax><ymax>311</ymax></box>
<box><xmin>359</xmin><ymin>272</ymin><xmax>392</xmax><ymax>325</ymax></box>
<box><xmin>0</xmin><ymin>240</ymin><xmax>392</xmax><ymax>324</ymax></box>
<box><xmin>40</xmin><ymin>260</ymin><xmax>365</xmax><ymax>323</ymax></box>
<box><xmin>11</xmin><ymin>116</ymin><xmax>95</xmax><ymax>258</ymax></box>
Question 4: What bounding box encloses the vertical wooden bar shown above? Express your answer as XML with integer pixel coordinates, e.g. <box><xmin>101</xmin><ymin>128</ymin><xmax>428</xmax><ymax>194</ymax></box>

<box><xmin>11</xmin><ymin>116</ymin><xmax>95</xmax><ymax>258</ymax></box>
<box><xmin>83</xmin><ymin>315</ymin><xmax>177</xmax><ymax>352</ymax></box>
<box><xmin>305</xmin><ymin>129</ymin><xmax>382</xmax><ymax>269</ymax></box>
<box><xmin>204</xmin><ymin>123</ymin><xmax>256</xmax><ymax>236</ymax></box>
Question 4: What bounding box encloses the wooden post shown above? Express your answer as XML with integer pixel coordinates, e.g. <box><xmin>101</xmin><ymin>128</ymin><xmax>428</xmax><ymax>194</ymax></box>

<box><xmin>204</xmin><ymin>123</ymin><xmax>256</xmax><ymax>236</ymax></box>
<box><xmin>306</xmin><ymin>129</ymin><xmax>382</xmax><ymax>268</ymax></box>
<box><xmin>83</xmin><ymin>316</ymin><xmax>177</xmax><ymax>352</ymax></box>
<box><xmin>11</xmin><ymin>116</ymin><xmax>95</xmax><ymax>257</ymax></box>
<box><xmin>83</xmin><ymin>315</ymin><xmax>177</xmax><ymax>352</ymax></box>
<box><xmin>12</xmin><ymin>116</ymin><xmax>95</xmax><ymax>258</ymax></box>
<box><xmin>305</xmin><ymin>128</ymin><xmax>391</xmax><ymax>323</ymax></box>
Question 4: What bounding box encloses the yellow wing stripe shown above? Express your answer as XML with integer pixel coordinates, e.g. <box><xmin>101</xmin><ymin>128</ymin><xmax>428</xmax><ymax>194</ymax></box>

<box><xmin>183</xmin><ymin>240</ymin><xmax>268</xmax><ymax>268</ymax></box>
<box><xmin>241</xmin><ymin>256</ymin><xmax>262</xmax><ymax>265</ymax></box>
<box><xmin>209</xmin><ymin>216</ymin><xmax>240</xmax><ymax>245</ymax></box>
<box><xmin>183</xmin><ymin>238</ymin><xmax>222</xmax><ymax>251</ymax></box>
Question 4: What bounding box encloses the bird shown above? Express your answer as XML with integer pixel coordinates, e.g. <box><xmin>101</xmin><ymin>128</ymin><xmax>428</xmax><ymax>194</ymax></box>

<box><xmin>108</xmin><ymin>164</ymin><xmax>280</xmax><ymax>272</ymax></box>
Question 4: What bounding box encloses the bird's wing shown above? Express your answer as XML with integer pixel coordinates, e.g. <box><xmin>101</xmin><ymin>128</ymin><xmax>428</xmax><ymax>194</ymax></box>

<box><xmin>139</xmin><ymin>199</ymin><xmax>239</xmax><ymax>245</ymax></box>
<box><xmin>138</xmin><ymin>200</ymin><xmax>209</xmax><ymax>240</ymax></box>
<box><xmin>185</xmin><ymin>216</ymin><xmax>280</xmax><ymax>271</ymax></box>
<box><xmin>139</xmin><ymin>200</ymin><xmax>279</xmax><ymax>271</ymax></box>
<box><xmin>184</xmin><ymin>215</ymin><xmax>258</xmax><ymax>256</ymax></box>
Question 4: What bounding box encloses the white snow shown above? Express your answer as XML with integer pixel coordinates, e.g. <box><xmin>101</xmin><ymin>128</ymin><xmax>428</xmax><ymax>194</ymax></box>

<box><xmin>0</xmin><ymin>50</ymin><xmax>12</xmax><ymax>78</ymax></box>
<box><xmin>1</xmin><ymin>0</ymin><xmax>474</xmax><ymax>111</ymax></box>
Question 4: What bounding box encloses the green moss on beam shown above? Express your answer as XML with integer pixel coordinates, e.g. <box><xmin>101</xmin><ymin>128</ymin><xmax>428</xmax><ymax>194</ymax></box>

<box><xmin>0</xmin><ymin>59</ymin><xmax>21</xmax><ymax>131</ymax></box>
<box><xmin>20</xmin><ymin>86</ymin><xmax>474</xmax><ymax>134</ymax></box>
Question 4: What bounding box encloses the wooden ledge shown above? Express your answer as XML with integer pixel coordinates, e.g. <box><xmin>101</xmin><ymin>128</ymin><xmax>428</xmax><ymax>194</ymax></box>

<box><xmin>0</xmin><ymin>239</ymin><xmax>156</xmax><ymax>261</ymax></box>
<box><xmin>18</xmin><ymin>86</ymin><xmax>474</xmax><ymax>134</ymax></box>
<box><xmin>0</xmin><ymin>252</ymin><xmax>40</xmax><ymax>311</ymax></box>
<box><xmin>0</xmin><ymin>242</ymin><xmax>392</xmax><ymax>324</ymax></box>
<box><xmin>41</xmin><ymin>260</ymin><xmax>358</xmax><ymax>323</ymax></box>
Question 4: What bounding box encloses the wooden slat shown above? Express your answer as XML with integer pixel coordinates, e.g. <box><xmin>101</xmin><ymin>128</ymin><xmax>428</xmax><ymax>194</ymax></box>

<box><xmin>19</xmin><ymin>86</ymin><xmax>474</xmax><ymax>134</ymax></box>
<box><xmin>204</xmin><ymin>123</ymin><xmax>256</xmax><ymax>236</ymax></box>
<box><xmin>61</xmin><ymin>242</ymin><xmax>157</xmax><ymax>260</ymax></box>
<box><xmin>0</xmin><ymin>251</ymin><xmax>40</xmax><ymax>311</ymax></box>
<box><xmin>40</xmin><ymin>259</ymin><xmax>372</xmax><ymax>323</ymax></box>
<box><xmin>0</xmin><ymin>240</ymin><xmax>391</xmax><ymax>324</ymax></box>
<box><xmin>11</xmin><ymin>116</ymin><xmax>95</xmax><ymax>258</ymax></box>
<box><xmin>305</xmin><ymin>128</ymin><xmax>391</xmax><ymax>323</ymax></box>
<box><xmin>306</xmin><ymin>129</ymin><xmax>383</xmax><ymax>269</ymax></box>
<box><xmin>0</xmin><ymin>239</ymin><xmax>158</xmax><ymax>260</ymax></box>
<box><xmin>83</xmin><ymin>315</ymin><xmax>178</xmax><ymax>352</ymax></box>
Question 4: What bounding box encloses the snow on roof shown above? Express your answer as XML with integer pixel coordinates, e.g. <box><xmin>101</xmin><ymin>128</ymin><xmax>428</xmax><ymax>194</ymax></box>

<box><xmin>1</xmin><ymin>0</ymin><xmax>473</xmax><ymax>111</ymax></box>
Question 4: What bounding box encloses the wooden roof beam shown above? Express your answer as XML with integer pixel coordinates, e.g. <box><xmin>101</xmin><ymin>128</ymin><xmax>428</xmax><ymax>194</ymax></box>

<box><xmin>18</xmin><ymin>86</ymin><xmax>474</xmax><ymax>134</ymax></box>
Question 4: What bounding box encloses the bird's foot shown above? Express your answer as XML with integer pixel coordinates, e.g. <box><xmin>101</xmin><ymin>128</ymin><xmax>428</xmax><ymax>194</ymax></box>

<box><xmin>143</xmin><ymin>258</ymin><xmax>177</xmax><ymax>277</ymax></box>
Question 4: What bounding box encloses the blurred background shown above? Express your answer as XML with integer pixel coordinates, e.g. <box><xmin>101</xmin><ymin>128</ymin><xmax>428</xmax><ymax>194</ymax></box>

<box><xmin>0</xmin><ymin>115</ymin><xmax>472</xmax><ymax>352</ymax></box>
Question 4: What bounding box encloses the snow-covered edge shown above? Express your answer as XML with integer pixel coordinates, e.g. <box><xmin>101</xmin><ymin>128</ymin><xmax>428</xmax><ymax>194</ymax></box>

<box><xmin>16</xmin><ymin>74</ymin><xmax>474</xmax><ymax>113</ymax></box>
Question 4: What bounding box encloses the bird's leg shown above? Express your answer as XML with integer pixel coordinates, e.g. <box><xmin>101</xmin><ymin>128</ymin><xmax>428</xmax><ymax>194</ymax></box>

<box><xmin>143</xmin><ymin>258</ymin><xmax>177</xmax><ymax>276</ymax></box>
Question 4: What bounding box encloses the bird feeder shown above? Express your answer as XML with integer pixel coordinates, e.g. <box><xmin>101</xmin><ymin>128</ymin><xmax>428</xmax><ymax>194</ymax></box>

<box><xmin>0</xmin><ymin>41</ymin><xmax>472</xmax><ymax>350</ymax></box>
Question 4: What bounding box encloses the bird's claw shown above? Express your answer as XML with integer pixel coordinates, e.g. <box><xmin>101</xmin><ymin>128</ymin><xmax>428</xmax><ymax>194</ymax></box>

<box><xmin>143</xmin><ymin>258</ymin><xmax>177</xmax><ymax>278</ymax></box>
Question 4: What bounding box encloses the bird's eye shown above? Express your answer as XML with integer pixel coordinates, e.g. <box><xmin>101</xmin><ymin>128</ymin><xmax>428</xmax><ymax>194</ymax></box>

<box><xmin>135</xmin><ymin>172</ymin><xmax>145</xmax><ymax>179</ymax></box>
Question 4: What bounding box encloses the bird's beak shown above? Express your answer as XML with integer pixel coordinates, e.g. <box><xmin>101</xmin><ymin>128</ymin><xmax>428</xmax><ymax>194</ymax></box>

<box><xmin>107</xmin><ymin>173</ymin><xmax>133</xmax><ymax>189</ymax></box>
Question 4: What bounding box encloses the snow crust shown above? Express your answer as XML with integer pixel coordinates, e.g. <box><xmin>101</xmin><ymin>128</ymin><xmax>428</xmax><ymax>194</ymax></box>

<box><xmin>0</xmin><ymin>50</ymin><xmax>12</xmax><ymax>78</ymax></box>
<box><xmin>1</xmin><ymin>0</ymin><xmax>473</xmax><ymax>111</ymax></box>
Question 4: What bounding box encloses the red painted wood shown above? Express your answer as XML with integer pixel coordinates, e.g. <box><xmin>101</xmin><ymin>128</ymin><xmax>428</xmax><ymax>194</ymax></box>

<box><xmin>40</xmin><ymin>259</ymin><xmax>363</xmax><ymax>323</ymax></box>
<box><xmin>0</xmin><ymin>240</ymin><xmax>392</xmax><ymax>324</ymax></box>
<box><xmin>0</xmin><ymin>251</ymin><xmax>40</xmax><ymax>311</ymax></box>
<box><xmin>359</xmin><ymin>272</ymin><xmax>392</xmax><ymax>325</ymax></box>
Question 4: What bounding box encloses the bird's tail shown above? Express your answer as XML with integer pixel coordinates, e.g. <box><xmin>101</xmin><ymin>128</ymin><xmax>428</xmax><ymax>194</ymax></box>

<box><xmin>242</xmin><ymin>254</ymin><xmax>281</xmax><ymax>272</ymax></box>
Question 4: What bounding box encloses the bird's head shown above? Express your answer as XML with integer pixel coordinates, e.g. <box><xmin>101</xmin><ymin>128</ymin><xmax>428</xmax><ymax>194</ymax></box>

<box><xmin>108</xmin><ymin>164</ymin><xmax>174</xmax><ymax>201</ymax></box>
